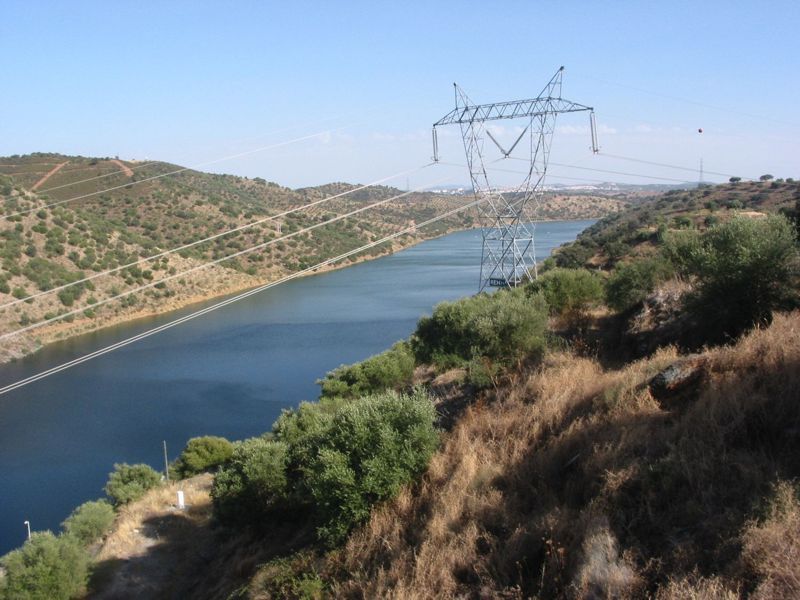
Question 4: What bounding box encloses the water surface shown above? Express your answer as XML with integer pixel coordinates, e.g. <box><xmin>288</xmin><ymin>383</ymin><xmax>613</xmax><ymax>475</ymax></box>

<box><xmin>0</xmin><ymin>221</ymin><xmax>593</xmax><ymax>553</ymax></box>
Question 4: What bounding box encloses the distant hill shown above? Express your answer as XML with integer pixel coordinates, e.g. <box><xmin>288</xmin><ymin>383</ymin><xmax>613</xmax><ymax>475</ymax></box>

<box><xmin>0</xmin><ymin>153</ymin><xmax>627</xmax><ymax>361</ymax></box>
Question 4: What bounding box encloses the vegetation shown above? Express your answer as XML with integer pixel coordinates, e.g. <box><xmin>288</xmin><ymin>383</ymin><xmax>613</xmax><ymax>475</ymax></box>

<box><xmin>526</xmin><ymin>267</ymin><xmax>604</xmax><ymax>325</ymax></box>
<box><xmin>213</xmin><ymin>389</ymin><xmax>438</xmax><ymax>546</ymax></box>
<box><xmin>0</xmin><ymin>532</ymin><xmax>89</xmax><ymax>600</ymax></box>
<box><xmin>412</xmin><ymin>289</ymin><xmax>548</xmax><ymax>370</ymax></box>
<box><xmin>104</xmin><ymin>463</ymin><xmax>161</xmax><ymax>506</ymax></box>
<box><xmin>61</xmin><ymin>500</ymin><xmax>115</xmax><ymax>545</ymax></box>
<box><xmin>317</xmin><ymin>341</ymin><xmax>414</xmax><ymax>399</ymax></box>
<box><xmin>605</xmin><ymin>255</ymin><xmax>674</xmax><ymax>311</ymax></box>
<box><xmin>174</xmin><ymin>435</ymin><xmax>234</xmax><ymax>478</ymax></box>
<box><xmin>670</xmin><ymin>215</ymin><xmax>798</xmax><ymax>341</ymax></box>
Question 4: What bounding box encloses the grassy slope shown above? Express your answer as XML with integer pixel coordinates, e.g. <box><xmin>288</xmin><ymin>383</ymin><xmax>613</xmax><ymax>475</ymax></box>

<box><xmin>0</xmin><ymin>153</ymin><xmax>625</xmax><ymax>362</ymax></box>
<box><xmin>87</xmin><ymin>311</ymin><xmax>800</xmax><ymax>599</ymax></box>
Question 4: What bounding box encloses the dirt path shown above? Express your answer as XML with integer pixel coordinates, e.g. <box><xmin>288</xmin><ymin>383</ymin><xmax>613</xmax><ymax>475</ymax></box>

<box><xmin>31</xmin><ymin>161</ymin><xmax>68</xmax><ymax>191</ymax></box>
<box><xmin>110</xmin><ymin>159</ymin><xmax>134</xmax><ymax>177</ymax></box>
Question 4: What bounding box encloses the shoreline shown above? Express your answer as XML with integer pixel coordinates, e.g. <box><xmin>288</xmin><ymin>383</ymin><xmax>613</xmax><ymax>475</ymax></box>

<box><xmin>0</xmin><ymin>230</ymin><xmax>452</xmax><ymax>365</ymax></box>
<box><xmin>0</xmin><ymin>216</ymin><xmax>600</xmax><ymax>367</ymax></box>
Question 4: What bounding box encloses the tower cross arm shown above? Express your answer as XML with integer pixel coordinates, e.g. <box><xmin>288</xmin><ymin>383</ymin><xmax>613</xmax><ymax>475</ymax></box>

<box><xmin>433</xmin><ymin>97</ymin><xmax>593</xmax><ymax>127</ymax></box>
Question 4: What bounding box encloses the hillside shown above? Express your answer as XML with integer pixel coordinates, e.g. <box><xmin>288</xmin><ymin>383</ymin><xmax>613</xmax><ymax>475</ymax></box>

<box><xmin>2</xmin><ymin>177</ymin><xmax>799</xmax><ymax>599</ymax></box>
<box><xmin>0</xmin><ymin>153</ymin><xmax>626</xmax><ymax>363</ymax></box>
<box><xmin>547</xmin><ymin>178</ymin><xmax>800</xmax><ymax>271</ymax></box>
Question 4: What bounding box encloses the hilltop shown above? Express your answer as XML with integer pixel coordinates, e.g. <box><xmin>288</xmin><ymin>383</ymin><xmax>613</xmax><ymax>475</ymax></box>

<box><xmin>0</xmin><ymin>153</ymin><xmax>627</xmax><ymax>363</ymax></box>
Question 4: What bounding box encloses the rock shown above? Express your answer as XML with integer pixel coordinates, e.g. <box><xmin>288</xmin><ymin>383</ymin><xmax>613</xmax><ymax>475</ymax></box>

<box><xmin>649</xmin><ymin>355</ymin><xmax>707</xmax><ymax>405</ymax></box>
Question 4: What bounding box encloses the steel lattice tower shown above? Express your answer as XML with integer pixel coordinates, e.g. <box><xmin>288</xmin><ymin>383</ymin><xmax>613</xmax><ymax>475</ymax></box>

<box><xmin>433</xmin><ymin>67</ymin><xmax>598</xmax><ymax>291</ymax></box>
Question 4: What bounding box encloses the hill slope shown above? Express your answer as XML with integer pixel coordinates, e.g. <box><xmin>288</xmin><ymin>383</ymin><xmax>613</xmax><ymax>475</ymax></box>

<box><xmin>0</xmin><ymin>153</ymin><xmax>627</xmax><ymax>362</ymax></box>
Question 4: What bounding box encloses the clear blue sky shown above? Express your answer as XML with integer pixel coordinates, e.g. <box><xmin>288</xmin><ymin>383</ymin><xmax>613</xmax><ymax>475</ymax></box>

<box><xmin>2</xmin><ymin>1</ymin><xmax>798</xmax><ymax>188</ymax></box>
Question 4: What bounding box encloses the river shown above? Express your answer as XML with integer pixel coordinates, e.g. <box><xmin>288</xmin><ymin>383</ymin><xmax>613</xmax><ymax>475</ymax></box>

<box><xmin>0</xmin><ymin>220</ymin><xmax>593</xmax><ymax>554</ymax></box>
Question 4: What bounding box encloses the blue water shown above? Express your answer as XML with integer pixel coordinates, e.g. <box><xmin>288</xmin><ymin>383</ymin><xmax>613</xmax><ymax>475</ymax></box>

<box><xmin>0</xmin><ymin>221</ymin><xmax>593</xmax><ymax>554</ymax></box>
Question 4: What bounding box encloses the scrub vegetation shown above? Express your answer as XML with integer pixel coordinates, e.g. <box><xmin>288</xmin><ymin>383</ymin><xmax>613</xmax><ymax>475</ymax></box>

<box><xmin>2</xmin><ymin>177</ymin><xmax>799</xmax><ymax>599</ymax></box>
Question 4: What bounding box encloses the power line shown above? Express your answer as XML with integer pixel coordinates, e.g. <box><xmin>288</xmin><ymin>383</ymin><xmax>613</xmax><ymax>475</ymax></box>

<box><xmin>2</xmin><ymin>126</ymin><xmax>351</xmax><ymax>220</ymax></box>
<box><xmin>0</xmin><ymin>193</ymin><xmax>480</xmax><ymax>396</ymax></box>
<box><xmin>583</xmin><ymin>74</ymin><xmax>800</xmax><ymax>130</ymax></box>
<box><xmin>0</xmin><ymin>172</ymin><xmax>451</xmax><ymax>342</ymax></box>
<box><xmin>597</xmin><ymin>152</ymin><xmax>753</xmax><ymax>181</ymax></box>
<box><xmin>0</xmin><ymin>163</ymin><xmax>433</xmax><ymax>311</ymax></box>
<box><xmin>506</xmin><ymin>156</ymin><xmax>693</xmax><ymax>184</ymax></box>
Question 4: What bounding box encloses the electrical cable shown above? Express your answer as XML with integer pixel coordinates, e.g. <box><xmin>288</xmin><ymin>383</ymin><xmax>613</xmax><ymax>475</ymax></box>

<box><xmin>0</xmin><ymin>162</ymin><xmax>434</xmax><ymax>311</ymax></box>
<box><xmin>0</xmin><ymin>192</ymin><xmax>481</xmax><ymax>396</ymax></box>
<box><xmin>0</xmin><ymin>170</ymin><xmax>452</xmax><ymax>341</ymax></box>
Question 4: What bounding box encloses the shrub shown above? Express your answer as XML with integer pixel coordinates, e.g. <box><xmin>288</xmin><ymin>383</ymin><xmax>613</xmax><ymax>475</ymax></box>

<box><xmin>211</xmin><ymin>437</ymin><xmax>289</xmax><ymax>526</ymax></box>
<box><xmin>213</xmin><ymin>390</ymin><xmax>439</xmax><ymax>547</ymax></box>
<box><xmin>605</xmin><ymin>257</ymin><xmax>675</xmax><ymax>312</ymax></box>
<box><xmin>412</xmin><ymin>289</ymin><xmax>548</xmax><ymax>370</ymax></box>
<box><xmin>61</xmin><ymin>500</ymin><xmax>115</xmax><ymax>545</ymax></box>
<box><xmin>675</xmin><ymin>215</ymin><xmax>799</xmax><ymax>341</ymax></box>
<box><xmin>104</xmin><ymin>463</ymin><xmax>161</xmax><ymax>506</ymax></box>
<box><xmin>300</xmin><ymin>389</ymin><xmax>438</xmax><ymax>546</ymax></box>
<box><xmin>318</xmin><ymin>341</ymin><xmax>415</xmax><ymax>399</ymax></box>
<box><xmin>174</xmin><ymin>435</ymin><xmax>234</xmax><ymax>478</ymax></box>
<box><xmin>526</xmin><ymin>268</ymin><xmax>604</xmax><ymax>325</ymax></box>
<box><xmin>0</xmin><ymin>532</ymin><xmax>89</xmax><ymax>600</ymax></box>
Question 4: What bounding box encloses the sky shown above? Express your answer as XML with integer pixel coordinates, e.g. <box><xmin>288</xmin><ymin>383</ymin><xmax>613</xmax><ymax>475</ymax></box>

<box><xmin>1</xmin><ymin>0</ymin><xmax>799</xmax><ymax>189</ymax></box>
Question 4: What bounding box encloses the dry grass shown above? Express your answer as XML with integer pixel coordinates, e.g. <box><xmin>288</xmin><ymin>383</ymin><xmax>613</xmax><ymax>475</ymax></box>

<box><xmin>742</xmin><ymin>481</ymin><xmax>800</xmax><ymax>599</ymax></box>
<box><xmin>96</xmin><ymin>474</ymin><xmax>213</xmax><ymax>562</ymax></box>
<box><xmin>328</xmin><ymin>311</ymin><xmax>800</xmax><ymax>598</ymax></box>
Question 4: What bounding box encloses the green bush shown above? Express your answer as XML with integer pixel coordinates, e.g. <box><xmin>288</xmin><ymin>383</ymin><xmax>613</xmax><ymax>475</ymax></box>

<box><xmin>174</xmin><ymin>435</ymin><xmax>234</xmax><ymax>478</ymax></box>
<box><xmin>213</xmin><ymin>390</ymin><xmax>438</xmax><ymax>547</ymax></box>
<box><xmin>318</xmin><ymin>341</ymin><xmax>415</xmax><ymax>399</ymax></box>
<box><xmin>526</xmin><ymin>268</ymin><xmax>604</xmax><ymax>324</ymax></box>
<box><xmin>61</xmin><ymin>500</ymin><xmax>115</xmax><ymax>545</ymax></box>
<box><xmin>0</xmin><ymin>532</ymin><xmax>89</xmax><ymax>600</ymax></box>
<box><xmin>299</xmin><ymin>389</ymin><xmax>438</xmax><ymax>546</ymax></box>
<box><xmin>605</xmin><ymin>257</ymin><xmax>675</xmax><ymax>312</ymax></box>
<box><xmin>674</xmin><ymin>215</ymin><xmax>799</xmax><ymax>341</ymax></box>
<box><xmin>211</xmin><ymin>437</ymin><xmax>289</xmax><ymax>526</ymax></box>
<box><xmin>411</xmin><ymin>289</ymin><xmax>548</xmax><ymax>370</ymax></box>
<box><xmin>104</xmin><ymin>463</ymin><xmax>161</xmax><ymax>506</ymax></box>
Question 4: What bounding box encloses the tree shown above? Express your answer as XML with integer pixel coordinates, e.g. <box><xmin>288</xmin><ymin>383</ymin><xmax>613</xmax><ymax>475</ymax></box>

<box><xmin>759</xmin><ymin>174</ymin><xmax>774</xmax><ymax>182</ymax></box>
<box><xmin>61</xmin><ymin>500</ymin><xmax>115</xmax><ymax>545</ymax></box>
<box><xmin>678</xmin><ymin>215</ymin><xmax>799</xmax><ymax>341</ymax></box>
<box><xmin>0</xmin><ymin>532</ymin><xmax>89</xmax><ymax>600</ymax></box>
<box><xmin>174</xmin><ymin>436</ymin><xmax>234</xmax><ymax>478</ymax></box>
<box><xmin>104</xmin><ymin>463</ymin><xmax>161</xmax><ymax>506</ymax></box>
<box><xmin>729</xmin><ymin>176</ymin><xmax>741</xmax><ymax>184</ymax></box>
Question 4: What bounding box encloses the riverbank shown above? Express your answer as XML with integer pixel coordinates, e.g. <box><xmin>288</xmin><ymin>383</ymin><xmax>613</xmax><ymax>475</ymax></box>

<box><xmin>0</xmin><ymin>231</ymin><xmax>439</xmax><ymax>365</ymax></box>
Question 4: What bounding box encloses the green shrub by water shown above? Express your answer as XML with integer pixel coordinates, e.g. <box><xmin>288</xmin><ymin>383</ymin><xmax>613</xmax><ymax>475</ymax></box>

<box><xmin>104</xmin><ymin>463</ymin><xmax>161</xmax><ymax>506</ymax></box>
<box><xmin>61</xmin><ymin>500</ymin><xmax>115</xmax><ymax>545</ymax></box>
<box><xmin>212</xmin><ymin>389</ymin><xmax>438</xmax><ymax>547</ymax></box>
<box><xmin>174</xmin><ymin>435</ymin><xmax>234</xmax><ymax>478</ymax></box>
<box><xmin>411</xmin><ymin>289</ymin><xmax>548</xmax><ymax>370</ymax></box>
<box><xmin>318</xmin><ymin>341</ymin><xmax>415</xmax><ymax>399</ymax></box>
<box><xmin>0</xmin><ymin>532</ymin><xmax>89</xmax><ymax>600</ymax></box>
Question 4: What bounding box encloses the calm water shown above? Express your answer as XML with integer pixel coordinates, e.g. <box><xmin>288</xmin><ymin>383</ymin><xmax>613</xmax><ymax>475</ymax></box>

<box><xmin>0</xmin><ymin>221</ymin><xmax>593</xmax><ymax>553</ymax></box>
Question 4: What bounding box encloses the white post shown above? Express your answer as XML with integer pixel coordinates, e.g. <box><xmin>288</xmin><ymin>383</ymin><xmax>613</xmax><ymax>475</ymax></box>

<box><xmin>176</xmin><ymin>490</ymin><xmax>185</xmax><ymax>510</ymax></box>
<box><xmin>23</xmin><ymin>520</ymin><xmax>31</xmax><ymax>540</ymax></box>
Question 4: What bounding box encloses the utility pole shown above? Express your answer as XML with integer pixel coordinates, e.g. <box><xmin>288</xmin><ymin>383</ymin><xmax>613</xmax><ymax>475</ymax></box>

<box><xmin>163</xmin><ymin>440</ymin><xmax>170</xmax><ymax>484</ymax></box>
<box><xmin>432</xmin><ymin>67</ymin><xmax>597</xmax><ymax>291</ymax></box>
<box><xmin>699</xmin><ymin>158</ymin><xmax>704</xmax><ymax>186</ymax></box>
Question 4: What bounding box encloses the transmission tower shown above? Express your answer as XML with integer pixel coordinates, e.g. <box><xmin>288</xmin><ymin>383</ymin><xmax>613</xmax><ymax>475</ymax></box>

<box><xmin>432</xmin><ymin>66</ymin><xmax>598</xmax><ymax>291</ymax></box>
